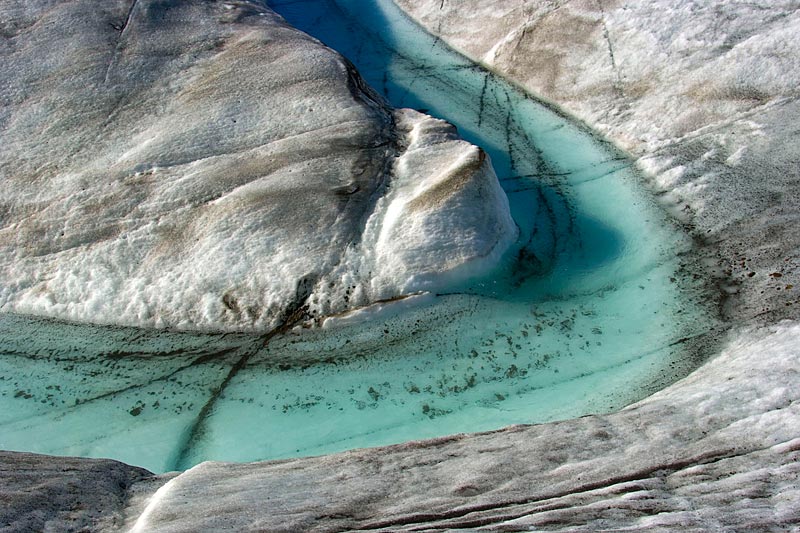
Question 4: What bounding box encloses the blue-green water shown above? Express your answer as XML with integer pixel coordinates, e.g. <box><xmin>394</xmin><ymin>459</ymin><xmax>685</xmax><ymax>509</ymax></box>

<box><xmin>0</xmin><ymin>0</ymin><xmax>715</xmax><ymax>473</ymax></box>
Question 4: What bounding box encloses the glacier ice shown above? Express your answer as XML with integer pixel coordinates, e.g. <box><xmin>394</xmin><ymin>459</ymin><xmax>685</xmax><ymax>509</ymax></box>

<box><xmin>0</xmin><ymin>0</ymin><xmax>515</xmax><ymax>332</ymax></box>
<box><xmin>0</xmin><ymin>0</ymin><xmax>717</xmax><ymax>474</ymax></box>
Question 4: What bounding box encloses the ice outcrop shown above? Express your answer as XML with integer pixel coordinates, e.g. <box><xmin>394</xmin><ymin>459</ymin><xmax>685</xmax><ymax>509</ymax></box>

<box><xmin>312</xmin><ymin>109</ymin><xmax>516</xmax><ymax>318</ymax></box>
<box><xmin>0</xmin><ymin>0</ymin><xmax>515</xmax><ymax>332</ymax></box>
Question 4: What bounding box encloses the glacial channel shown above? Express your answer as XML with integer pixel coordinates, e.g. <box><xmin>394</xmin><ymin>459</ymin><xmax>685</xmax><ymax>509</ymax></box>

<box><xmin>0</xmin><ymin>0</ymin><xmax>716</xmax><ymax>473</ymax></box>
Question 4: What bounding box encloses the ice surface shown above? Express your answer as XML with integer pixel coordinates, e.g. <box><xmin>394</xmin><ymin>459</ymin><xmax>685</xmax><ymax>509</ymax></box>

<box><xmin>4</xmin><ymin>323</ymin><xmax>798</xmax><ymax>531</ymax></box>
<box><xmin>5</xmin><ymin>0</ymin><xmax>799</xmax><ymax>530</ymax></box>
<box><xmin>0</xmin><ymin>0</ymin><xmax>515</xmax><ymax>332</ymax></box>
<box><xmin>114</xmin><ymin>322</ymin><xmax>800</xmax><ymax>532</ymax></box>
<box><xmin>0</xmin><ymin>0</ymin><xmax>715</xmax><ymax>473</ymax></box>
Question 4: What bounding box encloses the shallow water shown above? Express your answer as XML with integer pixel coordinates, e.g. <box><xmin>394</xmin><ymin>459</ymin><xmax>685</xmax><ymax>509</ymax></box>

<box><xmin>0</xmin><ymin>0</ymin><xmax>715</xmax><ymax>473</ymax></box>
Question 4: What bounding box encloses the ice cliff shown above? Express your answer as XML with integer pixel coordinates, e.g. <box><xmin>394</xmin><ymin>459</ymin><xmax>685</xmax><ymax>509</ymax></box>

<box><xmin>0</xmin><ymin>0</ymin><xmax>515</xmax><ymax>332</ymax></box>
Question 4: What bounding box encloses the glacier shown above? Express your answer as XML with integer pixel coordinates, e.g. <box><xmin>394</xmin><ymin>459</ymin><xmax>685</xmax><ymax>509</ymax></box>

<box><xmin>0</xmin><ymin>0</ymin><xmax>716</xmax><ymax>476</ymax></box>
<box><xmin>3</xmin><ymin>0</ymin><xmax>798</xmax><ymax>531</ymax></box>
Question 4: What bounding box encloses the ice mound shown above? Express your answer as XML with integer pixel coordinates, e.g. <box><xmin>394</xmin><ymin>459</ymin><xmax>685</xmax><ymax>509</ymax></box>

<box><xmin>309</xmin><ymin>109</ymin><xmax>517</xmax><ymax>319</ymax></box>
<box><xmin>0</xmin><ymin>0</ymin><xmax>516</xmax><ymax>332</ymax></box>
<box><xmin>377</xmin><ymin>110</ymin><xmax>517</xmax><ymax>289</ymax></box>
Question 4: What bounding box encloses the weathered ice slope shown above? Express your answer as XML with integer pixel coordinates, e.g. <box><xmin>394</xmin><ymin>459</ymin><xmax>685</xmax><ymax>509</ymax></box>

<box><xmin>0</xmin><ymin>0</ymin><xmax>515</xmax><ymax>332</ymax></box>
<box><xmin>0</xmin><ymin>451</ymin><xmax>152</xmax><ymax>532</ymax></box>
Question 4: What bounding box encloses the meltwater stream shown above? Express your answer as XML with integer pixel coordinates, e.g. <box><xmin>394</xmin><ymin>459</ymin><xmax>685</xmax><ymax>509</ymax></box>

<box><xmin>0</xmin><ymin>0</ymin><xmax>716</xmax><ymax>473</ymax></box>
